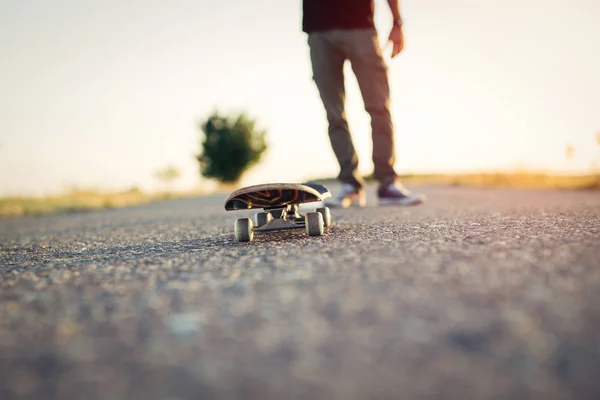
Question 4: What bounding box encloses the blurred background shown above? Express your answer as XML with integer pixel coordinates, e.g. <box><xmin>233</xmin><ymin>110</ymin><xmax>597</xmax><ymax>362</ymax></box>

<box><xmin>1</xmin><ymin>0</ymin><xmax>598</xmax><ymax>203</ymax></box>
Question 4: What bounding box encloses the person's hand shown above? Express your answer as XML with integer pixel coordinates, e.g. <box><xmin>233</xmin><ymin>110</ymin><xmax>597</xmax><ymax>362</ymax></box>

<box><xmin>388</xmin><ymin>25</ymin><xmax>404</xmax><ymax>58</ymax></box>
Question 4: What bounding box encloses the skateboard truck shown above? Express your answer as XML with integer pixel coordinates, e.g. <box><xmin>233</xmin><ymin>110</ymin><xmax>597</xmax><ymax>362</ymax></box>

<box><xmin>271</xmin><ymin>204</ymin><xmax>300</xmax><ymax>219</ymax></box>
<box><xmin>254</xmin><ymin>204</ymin><xmax>304</xmax><ymax>233</ymax></box>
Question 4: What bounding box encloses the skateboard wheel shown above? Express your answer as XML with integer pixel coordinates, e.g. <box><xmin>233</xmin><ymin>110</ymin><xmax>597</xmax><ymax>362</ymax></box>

<box><xmin>316</xmin><ymin>207</ymin><xmax>331</xmax><ymax>228</ymax></box>
<box><xmin>305</xmin><ymin>212</ymin><xmax>324</xmax><ymax>236</ymax></box>
<box><xmin>255</xmin><ymin>212</ymin><xmax>272</xmax><ymax>227</ymax></box>
<box><xmin>234</xmin><ymin>218</ymin><xmax>253</xmax><ymax>242</ymax></box>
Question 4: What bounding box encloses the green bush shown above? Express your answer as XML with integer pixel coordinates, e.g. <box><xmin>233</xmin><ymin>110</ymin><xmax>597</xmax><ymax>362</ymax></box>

<box><xmin>196</xmin><ymin>110</ymin><xmax>268</xmax><ymax>184</ymax></box>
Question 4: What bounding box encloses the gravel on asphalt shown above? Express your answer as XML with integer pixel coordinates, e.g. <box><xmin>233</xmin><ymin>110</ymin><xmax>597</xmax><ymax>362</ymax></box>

<box><xmin>1</xmin><ymin>184</ymin><xmax>599</xmax><ymax>400</ymax></box>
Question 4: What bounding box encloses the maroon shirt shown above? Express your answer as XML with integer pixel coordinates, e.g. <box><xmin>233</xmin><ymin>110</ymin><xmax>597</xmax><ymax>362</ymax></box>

<box><xmin>302</xmin><ymin>0</ymin><xmax>375</xmax><ymax>33</ymax></box>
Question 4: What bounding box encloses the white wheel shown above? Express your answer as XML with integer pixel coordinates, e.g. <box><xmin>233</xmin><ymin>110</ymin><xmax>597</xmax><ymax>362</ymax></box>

<box><xmin>305</xmin><ymin>212</ymin><xmax>324</xmax><ymax>236</ymax></box>
<box><xmin>234</xmin><ymin>218</ymin><xmax>253</xmax><ymax>242</ymax></box>
<box><xmin>316</xmin><ymin>207</ymin><xmax>331</xmax><ymax>228</ymax></box>
<box><xmin>255</xmin><ymin>212</ymin><xmax>272</xmax><ymax>226</ymax></box>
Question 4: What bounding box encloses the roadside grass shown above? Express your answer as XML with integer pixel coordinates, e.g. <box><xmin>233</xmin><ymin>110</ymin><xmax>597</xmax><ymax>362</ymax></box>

<box><xmin>2</xmin><ymin>172</ymin><xmax>598</xmax><ymax>217</ymax></box>
<box><xmin>310</xmin><ymin>172</ymin><xmax>600</xmax><ymax>190</ymax></box>
<box><xmin>406</xmin><ymin>172</ymin><xmax>600</xmax><ymax>190</ymax></box>
<box><xmin>0</xmin><ymin>187</ymin><xmax>204</xmax><ymax>217</ymax></box>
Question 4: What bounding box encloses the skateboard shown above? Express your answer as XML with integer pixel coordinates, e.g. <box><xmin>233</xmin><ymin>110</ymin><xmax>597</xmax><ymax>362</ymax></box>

<box><xmin>224</xmin><ymin>182</ymin><xmax>332</xmax><ymax>242</ymax></box>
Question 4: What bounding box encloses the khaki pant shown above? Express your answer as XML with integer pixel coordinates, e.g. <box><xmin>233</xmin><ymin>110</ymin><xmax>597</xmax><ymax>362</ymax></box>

<box><xmin>308</xmin><ymin>28</ymin><xmax>398</xmax><ymax>189</ymax></box>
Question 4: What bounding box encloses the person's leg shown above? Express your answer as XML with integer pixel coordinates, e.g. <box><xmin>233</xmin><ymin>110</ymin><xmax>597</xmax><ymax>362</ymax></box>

<box><xmin>344</xmin><ymin>28</ymin><xmax>397</xmax><ymax>188</ymax></box>
<box><xmin>308</xmin><ymin>31</ymin><xmax>365</xmax><ymax>191</ymax></box>
<box><xmin>344</xmin><ymin>28</ymin><xmax>426</xmax><ymax>206</ymax></box>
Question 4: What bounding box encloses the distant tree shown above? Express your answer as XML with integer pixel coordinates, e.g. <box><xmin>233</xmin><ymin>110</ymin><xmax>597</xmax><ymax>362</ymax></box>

<box><xmin>565</xmin><ymin>144</ymin><xmax>575</xmax><ymax>161</ymax></box>
<box><xmin>196</xmin><ymin>110</ymin><xmax>268</xmax><ymax>184</ymax></box>
<box><xmin>154</xmin><ymin>165</ymin><xmax>181</xmax><ymax>191</ymax></box>
<box><xmin>594</xmin><ymin>131</ymin><xmax>600</xmax><ymax>173</ymax></box>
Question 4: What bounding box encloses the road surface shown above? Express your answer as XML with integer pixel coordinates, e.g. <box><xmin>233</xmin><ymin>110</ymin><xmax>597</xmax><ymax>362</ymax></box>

<box><xmin>1</xmin><ymin>183</ymin><xmax>599</xmax><ymax>399</ymax></box>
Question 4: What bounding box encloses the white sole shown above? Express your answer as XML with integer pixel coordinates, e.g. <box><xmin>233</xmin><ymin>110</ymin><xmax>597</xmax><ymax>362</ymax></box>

<box><xmin>378</xmin><ymin>197</ymin><xmax>424</xmax><ymax>206</ymax></box>
<box><xmin>324</xmin><ymin>198</ymin><xmax>367</xmax><ymax>209</ymax></box>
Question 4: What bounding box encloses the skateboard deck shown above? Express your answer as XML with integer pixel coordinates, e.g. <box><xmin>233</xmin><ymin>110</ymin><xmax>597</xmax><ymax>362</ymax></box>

<box><xmin>224</xmin><ymin>182</ymin><xmax>331</xmax><ymax>211</ymax></box>
<box><xmin>224</xmin><ymin>182</ymin><xmax>332</xmax><ymax>242</ymax></box>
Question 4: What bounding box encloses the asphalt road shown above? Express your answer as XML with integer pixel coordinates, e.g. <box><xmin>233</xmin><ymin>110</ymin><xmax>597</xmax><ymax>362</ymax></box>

<box><xmin>1</xmin><ymin>183</ymin><xmax>599</xmax><ymax>400</ymax></box>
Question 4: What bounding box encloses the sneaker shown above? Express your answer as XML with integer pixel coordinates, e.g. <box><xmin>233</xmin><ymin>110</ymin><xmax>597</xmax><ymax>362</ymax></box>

<box><xmin>324</xmin><ymin>183</ymin><xmax>367</xmax><ymax>208</ymax></box>
<box><xmin>377</xmin><ymin>182</ymin><xmax>426</xmax><ymax>206</ymax></box>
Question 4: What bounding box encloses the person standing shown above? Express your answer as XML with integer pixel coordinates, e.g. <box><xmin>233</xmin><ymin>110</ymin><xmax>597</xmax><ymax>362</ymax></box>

<box><xmin>303</xmin><ymin>0</ymin><xmax>426</xmax><ymax>207</ymax></box>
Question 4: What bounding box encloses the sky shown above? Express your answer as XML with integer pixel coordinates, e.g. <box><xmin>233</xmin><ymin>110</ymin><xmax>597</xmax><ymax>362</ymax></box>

<box><xmin>1</xmin><ymin>0</ymin><xmax>599</xmax><ymax>196</ymax></box>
